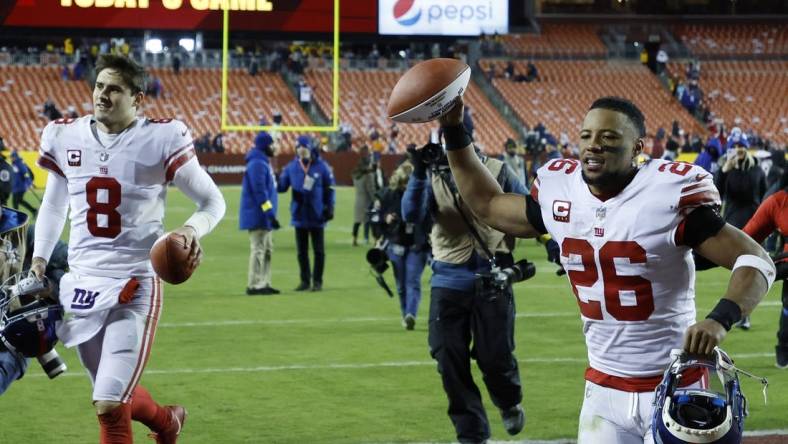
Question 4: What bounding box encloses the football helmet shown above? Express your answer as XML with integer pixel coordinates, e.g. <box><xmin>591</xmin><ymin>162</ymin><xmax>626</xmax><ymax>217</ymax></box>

<box><xmin>652</xmin><ymin>348</ymin><xmax>763</xmax><ymax>444</ymax></box>
<box><xmin>0</xmin><ymin>274</ymin><xmax>62</xmax><ymax>358</ymax></box>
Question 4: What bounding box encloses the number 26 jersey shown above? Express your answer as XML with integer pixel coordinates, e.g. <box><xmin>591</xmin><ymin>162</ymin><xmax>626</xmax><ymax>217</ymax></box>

<box><xmin>531</xmin><ymin>158</ymin><xmax>721</xmax><ymax>380</ymax></box>
<box><xmin>38</xmin><ymin>116</ymin><xmax>196</xmax><ymax>278</ymax></box>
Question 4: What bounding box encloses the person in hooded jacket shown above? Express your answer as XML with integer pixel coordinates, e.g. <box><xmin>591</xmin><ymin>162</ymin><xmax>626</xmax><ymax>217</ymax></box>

<box><xmin>240</xmin><ymin>131</ymin><xmax>281</xmax><ymax>295</ymax></box>
<box><xmin>278</xmin><ymin>136</ymin><xmax>336</xmax><ymax>291</ymax></box>
<box><xmin>9</xmin><ymin>151</ymin><xmax>36</xmax><ymax>215</ymax></box>
<box><xmin>714</xmin><ymin>133</ymin><xmax>767</xmax><ymax>330</ymax></box>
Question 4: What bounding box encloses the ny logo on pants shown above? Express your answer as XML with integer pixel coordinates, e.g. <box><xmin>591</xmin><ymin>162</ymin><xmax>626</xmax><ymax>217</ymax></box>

<box><xmin>71</xmin><ymin>288</ymin><xmax>99</xmax><ymax>310</ymax></box>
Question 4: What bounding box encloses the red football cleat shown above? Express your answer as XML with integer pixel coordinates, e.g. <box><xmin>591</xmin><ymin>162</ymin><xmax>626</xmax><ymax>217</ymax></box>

<box><xmin>148</xmin><ymin>405</ymin><xmax>187</xmax><ymax>444</ymax></box>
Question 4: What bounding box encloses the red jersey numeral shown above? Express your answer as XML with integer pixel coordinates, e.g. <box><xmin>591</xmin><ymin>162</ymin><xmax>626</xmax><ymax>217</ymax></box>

<box><xmin>658</xmin><ymin>161</ymin><xmax>692</xmax><ymax>176</ymax></box>
<box><xmin>547</xmin><ymin>159</ymin><xmax>579</xmax><ymax>174</ymax></box>
<box><xmin>86</xmin><ymin>177</ymin><xmax>122</xmax><ymax>238</ymax></box>
<box><xmin>561</xmin><ymin>238</ymin><xmax>655</xmax><ymax>321</ymax></box>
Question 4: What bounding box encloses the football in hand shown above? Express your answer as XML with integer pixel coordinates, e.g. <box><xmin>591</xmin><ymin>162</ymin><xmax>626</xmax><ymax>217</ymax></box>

<box><xmin>150</xmin><ymin>233</ymin><xmax>196</xmax><ymax>285</ymax></box>
<box><xmin>387</xmin><ymin>58</ymin><xmax>471</xmax><ymax>123</ymax></box>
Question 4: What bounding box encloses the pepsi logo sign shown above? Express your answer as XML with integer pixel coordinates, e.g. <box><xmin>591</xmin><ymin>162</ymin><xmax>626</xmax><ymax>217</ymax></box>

<box><xmin>380</xmin><ymin>0</ymin><xmax>508</xmax><ymax>36</ymax></box>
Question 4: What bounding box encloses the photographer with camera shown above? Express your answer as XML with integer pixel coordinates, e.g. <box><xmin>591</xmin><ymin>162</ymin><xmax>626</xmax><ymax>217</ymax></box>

<box><xmin>1</xmin><ymin>207</ymin><xmax>68</xmax><ymax>395</ymax></box>
<box><xmin>402</xmin><ymin>138</ymin><xmax>530</xmax><ymax>444</ymax></box>
<box><xmin>373</xmin><ymin>161</ymin><xmax>429</xmax><ymax>330</ymax></box>
<box><xmin>501</xmin><ymin>138</ymin><xmax>526</xmax><ymax>186</ymax></box>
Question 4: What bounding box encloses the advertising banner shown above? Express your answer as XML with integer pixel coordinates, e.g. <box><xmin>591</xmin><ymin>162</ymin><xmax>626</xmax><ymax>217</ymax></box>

<box><xmin>379</xmin><ymin>0</ymin><xmax>508</xmax><ymax>36</ymax></box>
<box><xmin>0</xmin><ymin>0</ymin><xmax>376</xmax><ymax>33</ymax></box>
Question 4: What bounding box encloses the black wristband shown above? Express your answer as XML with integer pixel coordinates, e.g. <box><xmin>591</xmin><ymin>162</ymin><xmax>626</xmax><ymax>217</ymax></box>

<box><xmin>442</xmin><ymin>124</ymin><xmax>472</xmax><ymax>151</ymax></box>
<box><xmin>705</xmin><ymin>298</ymin><xmax>742</xmax><ymax>331</ymax></box>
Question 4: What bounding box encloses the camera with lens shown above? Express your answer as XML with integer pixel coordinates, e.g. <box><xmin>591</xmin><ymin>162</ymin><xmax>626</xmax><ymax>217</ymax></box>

<box><xmin>366</xmin><ymin>246</ymin><xmax>394</xmax><ymax>297</ymax></box>
<box><xmin>421</xmin><ymin>142</ymin><xmax>445</xmax><ymax>164</ymax></box>
<box><xmin>0</xmin><ymin>275</ymin><xmax>67</xmax><ymax>379</ymax></box>
<box><xmin>37</xmin><ymin>348</ymin><xmax>67</xmax><ymax>379</ymax></box>
<box><xmin>477</xmin><ymin>259</ymin><xmax>536</xmax><ymax>293</ymax></box>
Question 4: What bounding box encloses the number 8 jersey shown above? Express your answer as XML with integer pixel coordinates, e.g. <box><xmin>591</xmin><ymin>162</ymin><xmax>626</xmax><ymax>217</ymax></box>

<box><xmin>531</xmin><ymin>158</ymin><xmax>721</xmax><ymax>388</ymax></box>
<box><xmin>37</xmin><ymin>116</ymin><xmax>195</xmax><ymax>279</ymax></box>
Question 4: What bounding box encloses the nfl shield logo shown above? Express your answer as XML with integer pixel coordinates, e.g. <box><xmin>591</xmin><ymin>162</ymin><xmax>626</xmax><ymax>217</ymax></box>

<box><xmin>67</xmin><ymin>150</ymin><xmax>81</xmax><ymax>166</ymax></box>
<box><xmin>99</xmin><ymin>152</ymin><xmax>109</xmax><ymax>162</ymax></box>
<box><xmin>595</xmin><ymin>207</ymin><xmax>606</xmax><ymax>220</ymax></box>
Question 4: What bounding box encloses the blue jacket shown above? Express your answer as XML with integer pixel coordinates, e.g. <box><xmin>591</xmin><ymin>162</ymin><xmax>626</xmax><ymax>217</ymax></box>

<box><xmin>278</xmin><ymin>150</ymin><xmax>335</xmax><ymax>229</ymax></box>
<box><xmin>239</xmin><ymin>138</ymin><xmax>278</xmax><ymax>231</ymax></box>
<box><xmin>10</xmin><ymin>154</ymin><xmax>33</xmax><ymax>194</ymax></box>
<box><xmin>402</xmin><ymin>162</ymin><xmax>527</xmax><ymax>292</ymax></box>
<box><xmin>694</xmin><ymin>137</ymin><xmax>723</xmax><ymax>172</ymax></box>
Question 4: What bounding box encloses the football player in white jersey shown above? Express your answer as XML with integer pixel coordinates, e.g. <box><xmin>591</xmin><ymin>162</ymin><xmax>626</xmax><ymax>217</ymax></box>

<box><xmin>435</xmin><ymin>96</ymin><xmax>774</xmax><ymax>443</ymax></box>
<box><xmin>30</xmin><ymin>55</ymin><xmax>226</xmax><ymax>444</ymax></box>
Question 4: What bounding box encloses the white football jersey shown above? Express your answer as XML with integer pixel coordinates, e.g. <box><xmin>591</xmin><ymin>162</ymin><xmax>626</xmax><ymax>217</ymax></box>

<box><xmin>38</xmin><ymin>116</ymin><xmax>195</xmax><ymax>278</ymax></box>
<box><xmin>532</xmin><ymin>158</ymin><xmax>721</xmax><ymax>380</ymax></box>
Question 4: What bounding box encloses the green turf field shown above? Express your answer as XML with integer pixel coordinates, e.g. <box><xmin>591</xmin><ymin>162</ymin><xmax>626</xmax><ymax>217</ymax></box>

<box><xmin>2</xmin><ymin>186</ymin><xmax>785</xmax><ymax>443</ymax></box>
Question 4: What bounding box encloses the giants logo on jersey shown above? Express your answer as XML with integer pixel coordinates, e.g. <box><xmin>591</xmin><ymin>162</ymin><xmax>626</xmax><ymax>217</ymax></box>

<box><xmin>67</xmin><ymin>149</ymin><xmax>82</xmax><ymax>166</ymax></box>
<box><xmin>553</xmin><ymin>200</ymin><xmax>571</xmax><ymax>222</ymax></box>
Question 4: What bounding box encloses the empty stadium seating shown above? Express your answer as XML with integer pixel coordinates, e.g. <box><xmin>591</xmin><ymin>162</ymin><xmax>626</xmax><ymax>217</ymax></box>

<box><xmin>676</xmin><ymin>24</ymin><xmax>788</xmax><ymax>57</ymax></box>
<box><xmin>480</xmin><ymin>59</ymin><xmax>706</xmax><ymax>146</ymax></box>
<box><xmin>0</xmin><ymin>66</ymin><xmax>91</xmax><ymax>151</ymax></box>
<box><xmin>669</xmin><ymin>60</ymin><xmax>788</xmax><ymax>146</ymax></box>
<box><xmin>0</xmin><ymin>66</ymin><xmax>309</xmax><ymax>154</ymax></box>
<box><xmin>500</xmin><ymin>24</ymin><xmax>607</xmax><ymax>58</ymax></box>
<box><xmin>305</xmin><ymin>69</ymin><xmax>518</xmax><ymax>155</ymax></box>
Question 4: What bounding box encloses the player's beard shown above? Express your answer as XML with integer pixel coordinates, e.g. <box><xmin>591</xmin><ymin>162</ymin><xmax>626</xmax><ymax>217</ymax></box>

<box><xmin>581</xmin><ymin>166</ymin><xmax>638</xmax><ymax>194</ymax></box>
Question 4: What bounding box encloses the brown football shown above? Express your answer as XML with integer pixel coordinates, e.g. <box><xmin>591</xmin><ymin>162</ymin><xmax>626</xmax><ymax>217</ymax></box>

<box><xmin>150</xmin><ymin>233</ymin><xmax>195</xmax><ymax>285</ymax></box>
<box><xmin>387</xmin><ymin>58</ymin><xmax>471</xmax><ymax>123</ymax></box>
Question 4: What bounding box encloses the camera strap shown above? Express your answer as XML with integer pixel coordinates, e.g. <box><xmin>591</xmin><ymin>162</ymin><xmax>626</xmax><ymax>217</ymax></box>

<box><xmin>437</xmin><ymin>170</ymin><xmax>498</xmax><ymax>269</ymax></box>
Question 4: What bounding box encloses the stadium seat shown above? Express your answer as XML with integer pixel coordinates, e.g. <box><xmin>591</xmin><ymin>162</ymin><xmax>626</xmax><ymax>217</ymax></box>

<box><xmin>667</xmin><ymin>60</ymin><xmax>788</xmax><ymax>145</ymax></box>
<box><xmin>305</xmin><ymin>69</ymin><xmax>518</xmax><ymax>155</ymax></box>
<box><xmin>0</xmin><ymin>66</ymin><xmax>311</xmax><ymax>153</ymax></box>
<box><xmin>481</xmin><ymin>59</ymin><xmax>706</xmax><ymax>144</ymax></box>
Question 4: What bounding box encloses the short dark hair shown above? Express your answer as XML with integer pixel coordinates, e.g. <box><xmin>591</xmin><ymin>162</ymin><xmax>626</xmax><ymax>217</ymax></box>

<box><xmin>94</xmin><ymin>54</ymin><xmax>146</xmax><ymax>94</ymax></box>
<box><xmin>589</xmin><ymin>96</ymin><xmax>646</xmax><ymax>138</ymax></box>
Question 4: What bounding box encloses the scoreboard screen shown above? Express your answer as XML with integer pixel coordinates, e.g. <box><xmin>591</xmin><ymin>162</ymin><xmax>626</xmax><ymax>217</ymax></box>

<box><xmin>0</xmin><ymin>0</ymin><xmax>377</xmax><ymax>33</ymax></box>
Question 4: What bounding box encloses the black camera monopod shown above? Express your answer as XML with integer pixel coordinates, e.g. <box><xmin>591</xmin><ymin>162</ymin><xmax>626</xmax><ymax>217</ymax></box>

<box><xmin>366</xmin><ymin>246</ymin><xmax>394</xmax><ymax>297</ymax></box>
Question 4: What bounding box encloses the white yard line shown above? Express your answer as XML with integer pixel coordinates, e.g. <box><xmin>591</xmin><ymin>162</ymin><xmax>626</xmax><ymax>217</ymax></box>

<box><xmin>157</xmin><ymin>312</ymin><xmax>579</xmax><ymax>328</ymax></box>
<box><xmin>30</xmin><ymin>353</ymin><xmax>775</xmax><ymax>379</ymax></box>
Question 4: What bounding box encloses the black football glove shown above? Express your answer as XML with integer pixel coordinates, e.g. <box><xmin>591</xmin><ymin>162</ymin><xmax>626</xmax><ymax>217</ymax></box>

<box><xmin>271</xmin><ymin>218</ymin><xmax>281</xmax><ymax>230</ymax></box>
<box><xmin>544</xmin><ymin>239</ymin><xmax>566</xmax><ymax>276</ymax></box>
<box><xmin>322</xmin><ymin>208</ymin><xmax>334</xmax><ymax>222</ymax></box>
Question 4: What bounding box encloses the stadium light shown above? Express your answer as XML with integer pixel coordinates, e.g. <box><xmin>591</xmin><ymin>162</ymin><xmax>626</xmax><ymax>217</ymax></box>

<box><xmin>179</xmin><ymin>38</ymin><xmax>195</xmax><ymax>52</ymax></box>
<box><xmin>145</xmin><ymin>38</ymin><xmax>163</xmax><ymax>54</ymax></box>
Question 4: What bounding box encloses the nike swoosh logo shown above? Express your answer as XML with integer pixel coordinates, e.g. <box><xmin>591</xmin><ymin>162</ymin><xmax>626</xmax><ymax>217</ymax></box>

<box><xmin>695</xmin><ymin>173</ymin><xmax>709</xmax><ymax>181</ymax></box>
<box><xmin>181</xmin><ymin>130</ymin><xmax>187</xmax><ymax>137</ymax></box>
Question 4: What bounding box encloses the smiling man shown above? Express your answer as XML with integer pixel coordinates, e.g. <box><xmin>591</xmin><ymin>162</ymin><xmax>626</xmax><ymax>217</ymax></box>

<box><xmin>32</xmin><ymin>54</ymin><xmax>226</xmax><ymax>443</ymax></box>
<box><xmin>436</xmin><ymin>96</ymin><xmax>774</xmax><ymax>443</ymax></box>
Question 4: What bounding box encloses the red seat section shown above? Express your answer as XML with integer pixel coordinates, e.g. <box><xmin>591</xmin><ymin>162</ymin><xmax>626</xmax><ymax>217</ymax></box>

<box><xmin>676</xmin><ymin>24</ymin><xmax>788</xmax><ymax>57</ymax></box>
<box><xmin>0</xmin><ymin>66</ymin><xmax>310</xmax><ymax>154</ymax></box>
<box><xmin>306</xmin><ymin>69</ymin><xmax>517</xmax><ymax>155</ymax></box>
<box><xmin>501</xmin><ymin>24</ymin><xmax>606</xmax><ymax>58</ymax></box>
<box><xmin>479</xmin><ymin>59</ymin><xmax>705</xmax><ymax>143</ymax></box>
<box><xmin>668</xmin><ymin>60</ymin><xmax>788</xmax><ymax>146</ymax></box>
<box><xmin>0</xmin><ymin>65</ymin><xmax>91</xmax><ymax>151</ymax></box>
